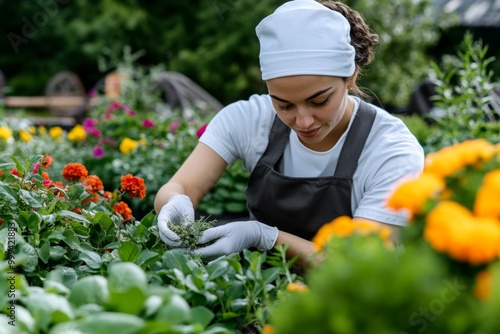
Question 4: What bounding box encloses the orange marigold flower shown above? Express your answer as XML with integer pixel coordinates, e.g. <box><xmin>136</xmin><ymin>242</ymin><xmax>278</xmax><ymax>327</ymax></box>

<box><xmin>0</xmin><ymin>170</ymin><xmax>3</xmax><ymax>176</ymax></box>
<box><xmin>120</xmin><ymin>174</ymin><xmax>146</xmax><ymax>199</ymax></box>
<box><xmin>62</xmin><ymin>163</ymin><xmax>88</xmax><ymax>182</ymax></box>
<box><xmin>72</xmin><ymin>208</ymin><xmax>82</xmax><ymax>215</ymax></box>
<box><xmin>312</xmin><ymin>216</ymin><xmax>390</xmax><ymax>252</ymax></box>
<box><xmin>262</xmin><ymin>324</ymin><xmax>274</xmax><ymax>334</ymax></box>
<box><xmin>425</xmin><ymin>201</ymin><xmax>500</xmax><ymax>265</ymax></box>
<box><xmin>387</xmin><ymin>173</ymin><xmax>444</xmax><ymax>219</ymax></box>
<box><xmin>83</xmin><ymin>175</ymin><xmax>104</xmax><ymax>194</ymax></box>
<box><xmin>286</xmin><ymin>282</ymin><xmax>309</xmax><ymax>293</ymax></box>
<box><xmin>51</xmin><ymin>181</ymin><xmax>67</xmax><ymax>199</ymax></box>
<box><xmin>474</xmin><ymin>169</ymin><xmax>500</xmax><ymax>219</ymax></box>
<box><xmin>41</xmin><ymin>154</ymin><xmax>54</xmax><ymax>168</ymax></box>
<box><xmin>103</xmin><ymin>191</ymin><xmax>114</xmax><ymax>201</ymax></box>
<box><xmin>42</xmin><ymin>171</ymin><xmax>50</xmax><ymax>180</ymax></box>
<box><xmin>474</xmin><ymin>270</ymin><xmax>492</xmax><ymax>301</ymax></box>
<box><xmin>113</xmin><ymin>201</ymin><xmax>133</xmax><ymax>222</ymax></box>
<box><xmin>424</xmin><ymin>139</ymin><xmax>496</xmax><ymax>178</ymax></box>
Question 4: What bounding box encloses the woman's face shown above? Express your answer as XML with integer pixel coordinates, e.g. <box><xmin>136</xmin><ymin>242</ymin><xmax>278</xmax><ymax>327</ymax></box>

<box><xmin>266</xmin><ymin>75</ymin><xmax>353</xmax><ymax>151</ymax></box>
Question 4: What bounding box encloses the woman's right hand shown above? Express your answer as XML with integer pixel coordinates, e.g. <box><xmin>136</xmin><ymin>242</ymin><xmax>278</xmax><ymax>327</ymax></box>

<box><xmin>157</xmin><ymin>194</ymin><xmax>195</xmax><ymax>246</ymax></box>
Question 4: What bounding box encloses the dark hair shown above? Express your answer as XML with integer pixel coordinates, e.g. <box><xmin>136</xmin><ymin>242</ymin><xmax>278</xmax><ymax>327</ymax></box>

<box><xmin>320</xmin><ymin>1</ymin><xmax>379</xmax><ymax>98</ymax></box>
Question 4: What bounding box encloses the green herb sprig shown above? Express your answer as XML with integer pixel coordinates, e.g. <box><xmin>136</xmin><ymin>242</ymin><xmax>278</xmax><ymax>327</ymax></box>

<box><xmin>167</xmin><ymin>216</ymin><xmax>216</xmax><ymax>250</ymax></box>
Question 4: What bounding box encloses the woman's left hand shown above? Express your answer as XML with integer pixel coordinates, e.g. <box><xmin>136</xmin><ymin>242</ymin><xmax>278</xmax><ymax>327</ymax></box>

<box><xmin>193</xmin><ymin>220</ymin><xmax>279</xmax><ymax>259</ymax></box>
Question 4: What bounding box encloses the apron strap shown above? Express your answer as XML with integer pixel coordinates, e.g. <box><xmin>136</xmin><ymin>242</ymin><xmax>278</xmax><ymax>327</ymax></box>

<box><xmin>260</xmin><ymin>115</ymin><xmax>290</xmax><ymax>167</ymax></box>
<box><xmin>334</xmin><ymin>100</ymin><xmax>377</xmax><ymax>178</ymax></box>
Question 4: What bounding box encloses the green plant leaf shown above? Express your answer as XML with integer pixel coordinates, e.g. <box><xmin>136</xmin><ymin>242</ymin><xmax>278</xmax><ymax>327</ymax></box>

<box><xmin>69</xmin><ymin>275</ymin><xmax>109</xmax><ymax>307</ymax></box>
<box><xmin>117</xmin><ymin>241</ymin><xmax>140</xmax><ymax>262</ymax></box>
<box><xmin>37</xmin><ymin>240</ymin><xmax>51</xmax><ymax>264</ymax></box>
<box><xmin>79</xmin><ymin>250</ymin><xmax>102</xmax><ymax>270</ymax></box>
<box><xmin>137</xmin><ymin>250</ymin><xmax>159</xmax><ymax>268</ymax></box>
<box><xmin>206</xmin><ymin>259</ymin><xmax>230</xmax><ymax>280</ymax></box>
<box><xmin>18</xmin><ymin>243</ymin><xmax>38</xmax><ymax>273</ymax></box>
<box><xmin>190</xmin><ymin>306</ymin><xmax>215</xmax><ymax>328</ymax></box>
<box><xmin>155</xmin><ymin>294</ymin><xmax>191</xmax><ymax>325</ymax></box>
<box><xmin>95</xmin><ymin>212</ymin><xmax>114</xmax><ymax>232</ymax></box>
<box><xmin>107</xmin><ymin>262</ymin><xmax>148</xmax><ymax>314</ymax></box>
<box><xmin>161</xmin><ymin>250</ymin><xmax>191</xmax><ymax>273</ymax></box>
<box><xmin>24</xmin><ymin>292</ymin><xmax>74</xmax><ymax>330</ymax></box>
<box><xmin>49</xmin><ymin>246</ymin><xmax>66</xmax><ymax>260</ymax></box>
<box><xmin>49</xmin><ymin>312</ymin><xmax>145</xmax><ymax>334</ymax></box>
<box><xmin>0</xmin><ymin>184</ymin><xmax>17</xmax><ymax>203</ymax></box>
<box><xmin>140</xmin><ymin>212</ymin><xmax>156</xmax><ymax>228</ymax></box>
<box><xmin>19</xmin><ymin>189</ymin><xmax>43</xmax><ymax>208</ymax></box>
<box><xmin>56</xmin><ymin>210</ymin><xmax>90</xmax><ymax>225</ymax></box>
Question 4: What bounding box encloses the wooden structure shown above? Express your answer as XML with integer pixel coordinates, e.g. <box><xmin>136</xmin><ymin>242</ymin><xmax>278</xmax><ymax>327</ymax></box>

<box><xmin>2</xmin><ymin>71</ymin><xmax>91</xmax><ymax>128</ymax></box>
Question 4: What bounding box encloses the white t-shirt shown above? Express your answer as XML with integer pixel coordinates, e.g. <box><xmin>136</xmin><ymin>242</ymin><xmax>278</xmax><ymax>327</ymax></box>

<box><xmin>200</xmin><ymin>94</ymin><xmax>424</xmax><ymax>226</ymax></box>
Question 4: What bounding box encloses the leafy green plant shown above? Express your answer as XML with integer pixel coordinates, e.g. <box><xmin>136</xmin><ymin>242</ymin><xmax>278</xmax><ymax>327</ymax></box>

<box><xmin>342</xmin><ymin>0</ymin><xmax>456</xmax><ymax>108</ymax></box>
<box><xmin>0</xmin><ymin>150</ymin><xmax>302</xmax><ymax>332</ymax></box>
<box><xmin>425</xmin><ymin>32</ymin><xmax>500</xmax><ymax>151</ymax></box>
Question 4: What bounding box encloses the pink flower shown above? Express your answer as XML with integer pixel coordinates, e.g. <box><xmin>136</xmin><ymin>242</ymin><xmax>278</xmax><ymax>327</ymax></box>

<box><xmin>142</xmin><ymin>119</ymin><xmax>155</xmax><ymax>128</ymax></box>
<box><xmin>92</xmin><ymin>146</ymin><xmax>105</xmax><ymax>158</ymax></box>
<box><xmin>196</xmin><ymin>124</ymin><xmax>208</xmax><ymax>138</ymax></box>
<box><xmin>107</xmin><ymin>101</ymin><xmax>122</xmax><ymax>113</ymax></box>
<box><xmin>169</xmin><ymin>120</ymin><xmax>180</xmax><ymax>134</ymax></box>
<box><xmin>83</xmin><ymin>118</ymin><xmax>98</xmax><ymax>130</ymax></box>
<box><xmin>43</xmin><ymin>179</ymin><xmax>51</xmax><ymax>188</ymax></box>
<box><xmin>123</xmin><ymin>105</ymin><xmax>136</xmax><ymax>116</ymax></box>
<box><xmin>32</xmin><ymin>162</ymin><xmax>40</xmax><ymax>174</ymax></box>
<box><xmin>89</xmin><ymin>128</ymin><xmax>101</xmax><ymax>138</ymax></box>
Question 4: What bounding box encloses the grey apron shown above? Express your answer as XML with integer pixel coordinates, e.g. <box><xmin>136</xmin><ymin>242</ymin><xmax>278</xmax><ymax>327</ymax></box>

<box><xmin>245</xmin><ymin>100</ymin><xmax>377</xmax><ymax>240</ymax></box>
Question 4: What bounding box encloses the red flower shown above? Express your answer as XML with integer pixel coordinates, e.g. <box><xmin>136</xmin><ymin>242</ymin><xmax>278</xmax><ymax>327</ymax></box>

<box><xmin>83</xmin><ymin>175</ymin><xmax>104</xmax><ymax>194</ymax></box>
<box><xmin>41</xmin><ymin>154</ymin><xmax>54</xmax><ymax>169</ymax></box>
<box><xmin>10</xmin><ymin>167</ymin><xmax>22</xmax><ymax>178</ymax></box>
<box><xmin>62</xmin><ymin>163</ymin><xmax>88</xmax><ymax>182</ymax></box>
<box><xmin>120</xmin><ymin>174</ymin><xmax>146</xmax><ymax>199</ymax></box>
<box><xmin>113</xmin><ymin>201</ymin><xmax>133</xmax><ymax>222</ymax></box>
<box><xmin>103</xmin><ymin>191</ymin><xmax>113</xmax><ymax>201</ymax></box>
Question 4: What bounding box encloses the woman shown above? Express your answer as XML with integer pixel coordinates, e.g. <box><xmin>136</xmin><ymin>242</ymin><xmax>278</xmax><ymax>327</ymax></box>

<box><xmin>154</xmin><ymin>0</ymin><xmax>424</xmax><ymax>266</ymax></box>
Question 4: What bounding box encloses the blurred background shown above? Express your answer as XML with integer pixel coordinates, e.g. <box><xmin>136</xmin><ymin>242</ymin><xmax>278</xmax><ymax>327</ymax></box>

<box><xmin>0</xmin><ymin>0</ymin><xmax>499</xmax><ymax>114</ymax></box>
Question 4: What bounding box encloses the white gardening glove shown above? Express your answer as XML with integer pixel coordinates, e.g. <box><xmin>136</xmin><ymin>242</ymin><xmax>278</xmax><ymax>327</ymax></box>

<box><xmin>193</xmin><ymin>220</ymin><xmax>279</xmax><ymax>259</ymax></box>
<box><xmin>157</xmin><ymin>194</ymin><xmax>195</xmax><ymax>247</ymax></box>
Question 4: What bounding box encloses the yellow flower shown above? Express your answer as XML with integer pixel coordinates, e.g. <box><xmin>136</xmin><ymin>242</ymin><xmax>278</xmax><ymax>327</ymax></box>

<box><xmin>424</xmin><ymin>139</ymin><xmax>496</xmax><ymax>178</ymax></box>
<box><xmin>474</xmin><ymin>169</ymin><xmax>500</xmax><ymax>219</ymax></box>
<box><xmin>425</xmin><ymin>201</ymin><xmax>500</xmax><ymax>265</ymax></box>
<box><xmin>286</xmin><ymin>282</ymin><xmax>309</xmax><ymax>293</ymax></box>
<box><xmin>67</xmin><ymin>125</ymin><xmax>86</xmax><ymax>142</ymax></box>
<box><xmin>0</xmin><ymin>126</ymin><xmax>12</xmax><ymax>140</ymax></box>
<box><xmin>39</xmin><ymin>126</ymin><xmax>47</xmax><ymax>135</ymax></box>
<box><xmin>119</xmin><ymin>138</ymin><xmax>138</xmax><ymax>155</ymax></box>
<box><xmin>387</xmin><ymin>173</ymin><xmax>444</xmax><ymax>219</ymax></box>
<box><xmin>312</xmin><ymin>216</ymin><xmax>390</xmax><ymax>252</ymax></box>
<box><xmin>49</xmin><ymin>126</ymin><xmax>63</xmax><ymax>139</ymax></box>
<box><xmin>19</xmin><ymin>129</ymin><xmax>32</xmax><ymax>142</ymax></box>
<box><xmin>28</xmin><ymin>125</ymin><xmax>36</xmax><ymax>134</ymax></box>
<box><xmin>139</xmin><ymin>138</ymin><xmax>147</xmax><ymax>146</ymax></box>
